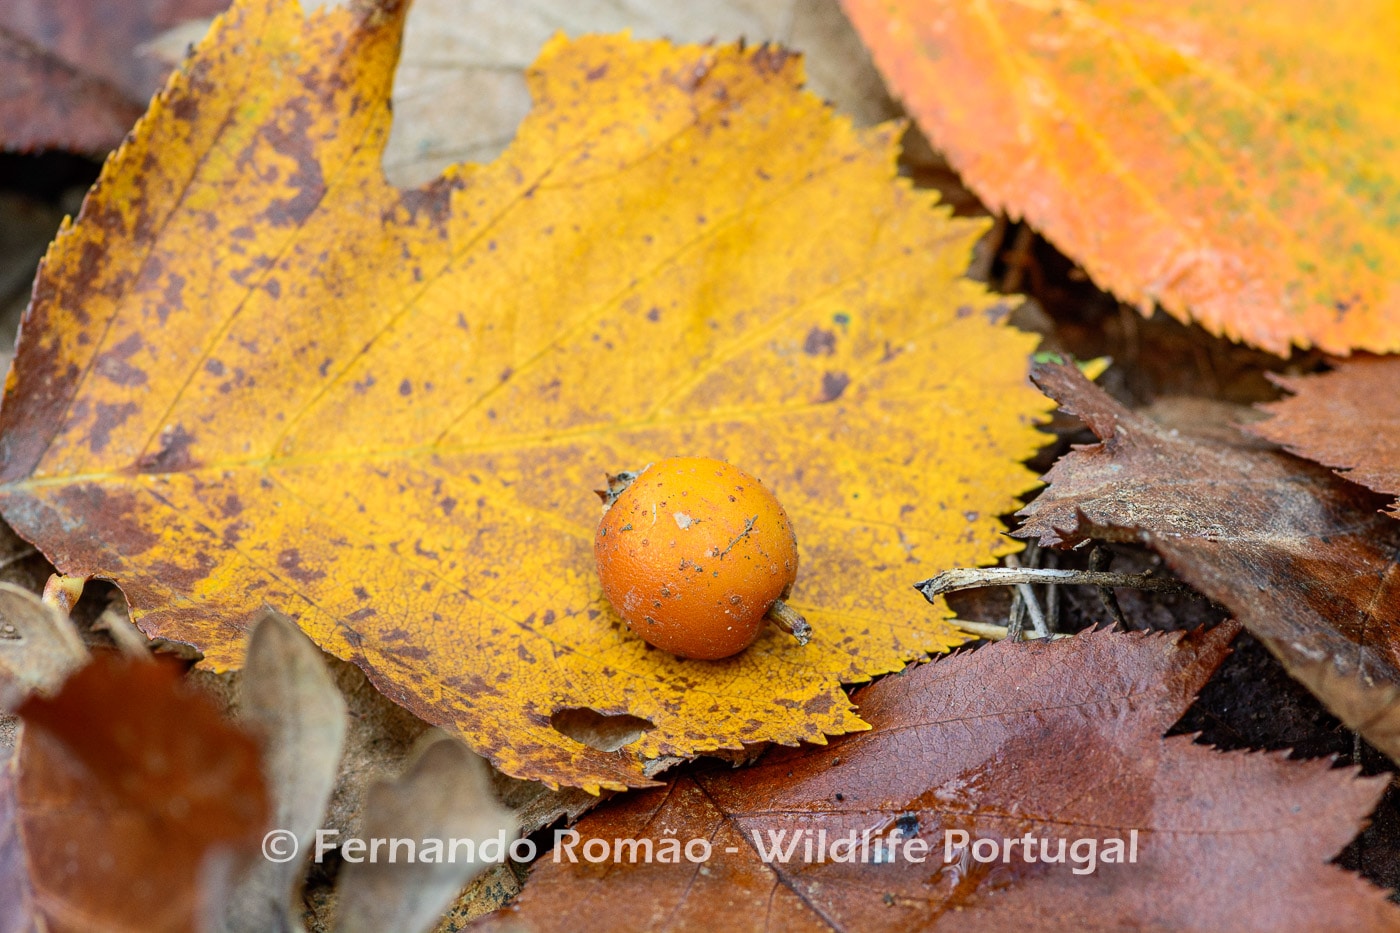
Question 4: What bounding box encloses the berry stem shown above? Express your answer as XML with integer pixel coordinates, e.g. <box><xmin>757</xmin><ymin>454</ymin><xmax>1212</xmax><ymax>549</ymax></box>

<box><xmin>766</xmin><ymin>599</ymin><xmax>811</xmax><ymax>646</ymax></box>
<box><xmin>595</xmin><ymin>467</ymin><xmax>648</xmax><ymax>510</ymax></box>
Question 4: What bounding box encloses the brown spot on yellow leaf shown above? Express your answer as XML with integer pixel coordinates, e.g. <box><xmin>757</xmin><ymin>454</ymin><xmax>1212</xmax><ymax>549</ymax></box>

<box><xmin>136</xmin><ymin>425</ymin><xmax>197</xmax><ymax>473</ymax></box>
<box><xmin>803</xmin><ymin>327</ymin><xmax>836</xmax><ymax>355</ymax></box>
<box><xmin>819</xmin><ymin>371</ymin><xmax>850</xmax><ymax>402</ymax></box>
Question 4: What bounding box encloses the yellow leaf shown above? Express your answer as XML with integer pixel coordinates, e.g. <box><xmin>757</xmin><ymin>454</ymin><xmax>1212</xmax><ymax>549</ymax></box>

<box><xmin>0</xmin><ymin>0</ymin><xmax>1049</xmax><ymax>790</ymax></box>
<box><xmin>842</xmin><ymin>0</ymin><xmax>1400</xmax><ymax>355</ymax></box>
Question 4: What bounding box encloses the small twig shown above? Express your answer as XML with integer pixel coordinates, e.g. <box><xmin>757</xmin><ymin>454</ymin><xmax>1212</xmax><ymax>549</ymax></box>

<box><xmin>1004</xmin><ymin>553</ymin><xmax>1049</xmax><ymax>639</ymax></box>
<box><xmin>718</xmin><ymin>516</ymin><xmax>758</xmax><ymax>559</ymax></box>
<box><xmin>950</xmin><ymin>619</ymin><xmax>1073</xmax><ymax>642</ymax></box>
<box><xmin>1044</xmin><ymin>552</ymin><xmax>1061</xmax><ymax>632</ymax></box>
<box><xmin>1089</xmin><ymin>546</ymin><xmax>1131</xmax><ymax>629</ymax></box>
<box><xmin>766</xmin><ymin>599</ymin><xmax>811</xmax><ymax>646</ymax></box>
<box><xmin>1020</xmin><ymin>541</ymin><xmax>1055</xmax><ymax>635</ymax></box>
<box><xmin>1006</xmin><ymin>586</ymin><xmax>1026</xmax><ymax>641</ymax></box>
<box><xmin>915</xmin><ymin>566</ymin><xmax>1191</xmax><ymax>600</ymax></box>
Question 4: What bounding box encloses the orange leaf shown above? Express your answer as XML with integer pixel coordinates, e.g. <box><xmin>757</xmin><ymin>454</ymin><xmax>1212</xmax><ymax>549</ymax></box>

<box><xmin>842</xmin><ymin>0</ymin><xmax>1400</xmax><ymax>354</ymax></box>
<box><xmin>0</xmin><ymin>0</ymin><xmax>1049</xmax><ymax>790</ymax></box>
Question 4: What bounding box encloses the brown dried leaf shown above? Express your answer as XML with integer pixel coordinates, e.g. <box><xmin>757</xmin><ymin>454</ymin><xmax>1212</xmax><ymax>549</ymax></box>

<box><xmin>1252</xmin><ymin>357</ymin><xmax>1400</xmax><ymax>516</ymax></box>
<box><xmin>0</xmin><ymin>26</ymin><xmax>143</xmax><ymax>153</ymax></box>
<box><xmin>479</xmin><ymin>626</ymin><xmax>1398</xmax><ymax>931</ymax></box>
<box><xmin>0</xmin><ymin>0</ymin><xmax>227</xmax><ymax>151</ymax></box>
<box><xmin>11</xmin><ymin>654</ymin><xmax>269</xmax><ymax>932</ymax></box>
<box><xmin>1018</xmin><ymin>362</ymin><xmax>1400</xmax><ymax>764</ymax></box>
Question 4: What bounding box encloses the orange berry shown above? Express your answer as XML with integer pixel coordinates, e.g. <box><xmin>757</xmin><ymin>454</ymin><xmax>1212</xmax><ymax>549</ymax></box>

<box><xmin>593</xmin><ymin>457</ymin><xmax>806</xmax><ymax>660</ymax></box>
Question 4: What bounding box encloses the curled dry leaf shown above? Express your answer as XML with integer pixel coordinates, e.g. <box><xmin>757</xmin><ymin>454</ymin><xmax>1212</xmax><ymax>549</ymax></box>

<box><xmin>0</xmin><ymin>0</ymin><xmax>1050</xmax><ymax>789</ymax></box>
<box><xmin>1252</xmin><ymin>356</ymin><xmax>1400</xmax><ymax>514</ymax></box>
<box><xmin>1017</xmin><ymin>362</ymin><xmax>1400</xmax><ymax>764</ymax></box>
<box><xmin>0</xmin><ymin>581</ymin><xmax>86</xmax><ymax>710</ymax></box>
<box><xmin>842</xmin><ymin>0</ymin><xmax>1400</xmax><ymax>354</ymax></box>
<box><xmin>334</xmin><ymin>736</ymin><xmax>517</xmax><ymax>933</ymax></box>
<box><xmin>241</xmin><ymin>610</ymin><xmax>347</xmax><ymax>857</ymax></box>
<box><xmin>7</xmin><ymin>654</ymin><xmax>268</xmax><ymax>932</ymax></box>
<box><xmin>216</xmin><ymin>611</ymin><xmax>348</xmax><ymax>933</ymax></box>
<box><xmin>480</xmin><ymin>625</ymin><xmax>1400</xmax><ymax>931</ymax></box>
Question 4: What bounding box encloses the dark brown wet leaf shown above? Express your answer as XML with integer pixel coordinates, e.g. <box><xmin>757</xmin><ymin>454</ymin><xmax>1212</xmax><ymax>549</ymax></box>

<box><xmin>1252</xmin><ymin>356</ymin><xmax>1400</xmax><ymax>516</ymax></box>
<box><xmin>478</xmin><ymin>625</ymin><xmax>1398</xmax><ymax>931</ymax></box>
<box><xmin>1018</xmin><ymin>361</ymin><xmax>1400</xmax><ymax>766</ymax></box>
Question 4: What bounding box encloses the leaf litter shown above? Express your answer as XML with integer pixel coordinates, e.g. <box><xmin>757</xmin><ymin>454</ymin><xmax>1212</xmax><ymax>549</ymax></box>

<box><xmin>4</xmin><ymin>0</ymin><xmax>1400</xmax><ymax>927</ymax></box>
<box><xmin>1018</xmin><ymin>361</ymin><xmax>1400</xmax><ymax>767</ymax></box>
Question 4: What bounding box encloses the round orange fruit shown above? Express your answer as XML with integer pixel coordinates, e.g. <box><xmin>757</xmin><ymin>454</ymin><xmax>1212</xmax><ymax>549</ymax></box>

<box><xmin>593</xmin><ymin>457</ymin><xmax>806</xmax><ymax>660</ymax></box>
